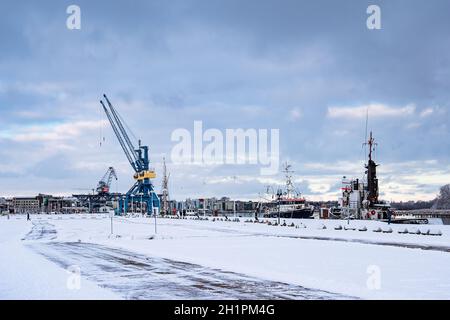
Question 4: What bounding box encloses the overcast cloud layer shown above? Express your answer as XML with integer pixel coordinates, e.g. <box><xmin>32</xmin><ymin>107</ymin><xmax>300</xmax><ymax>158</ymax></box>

<box><xmin>0</xmin><ymin>0</ymin><xmax>449</xmax><ymax>201</ymax></box>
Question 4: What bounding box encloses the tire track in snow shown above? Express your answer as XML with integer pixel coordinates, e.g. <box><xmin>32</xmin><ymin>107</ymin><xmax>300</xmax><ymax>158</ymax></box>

<box><xmin>22</xmin><ymin>220</ymin><xmax>57</xmax><ymax>241</ymax></box>
<box><xmin>28</xmin><ymin>242</ymin><xmax>355</xmax><ymax>300</ymax></box>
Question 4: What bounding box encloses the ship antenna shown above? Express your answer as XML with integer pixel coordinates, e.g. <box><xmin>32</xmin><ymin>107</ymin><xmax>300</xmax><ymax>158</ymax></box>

<box><xmin>364</xmin><ymin>106</ymin><xmax>369</xmax><ymax>160</ymax></box>
<box><xmin>364</xmin><ymin>131</ymin><xmax>377</xmax><ymax>162</ymax></box>
<box><xmin>283</xmin><ymin>162</ymin><xmax>296</xmax><ymax>198</ymax></box>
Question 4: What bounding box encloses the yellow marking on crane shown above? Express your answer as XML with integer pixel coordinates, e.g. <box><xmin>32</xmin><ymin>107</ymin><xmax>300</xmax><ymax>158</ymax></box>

<box><xmin>134</xmin><ymin>170</ymin><xmax>156</xmax><ymax>180</ymax></box>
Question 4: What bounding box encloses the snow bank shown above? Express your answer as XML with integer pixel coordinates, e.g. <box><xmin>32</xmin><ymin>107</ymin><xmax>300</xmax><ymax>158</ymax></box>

<box><xmin>0</xmin><ymin>217</ymin><xmax>119</xmax><ymax>300</ymax></box>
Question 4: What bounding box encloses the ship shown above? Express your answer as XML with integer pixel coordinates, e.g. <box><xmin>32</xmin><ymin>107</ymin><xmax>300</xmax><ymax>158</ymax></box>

<box><xmin>330</xmin><ymin>131</ymin><xmax>391</xmax><ymax>220</ymax></box>
<box><xmin>263</xmin><ymin>163</ymin><xmax>315</xmax><ymax>219</ymax></box>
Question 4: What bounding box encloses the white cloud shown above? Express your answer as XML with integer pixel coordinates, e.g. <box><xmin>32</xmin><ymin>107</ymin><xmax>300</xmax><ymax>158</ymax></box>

<box><xmin>302</xmin><ymin>161</ymin><xmax>363</xmax><ymax>174</ymax></box>
<box><xmin>307</xmin><ymin>182</ymin><xmax>331</xmax><ymax>194</ymax></box>
<box><xmin>296</xmin><ymin>160</ymin><xmax>447</xmax><ymax>201</ymax></box>
<box><xmin>289</xmin><ymin>107</ymin><xmax>302</xmax><ymax>121</ymax></box>
<box><xmin>405</xmin><ymin>122</ymin><xmax>421</xmax><ymax>129</ymax></box>
<box><xmin>327</xmin><ymin>103</ymin><xmax>415</xmax><ymax>119</ymax></box>
<box><xmin>0</xmin><ymin>81</ymin><xmax>71</xmax><ymax>100</ymax></box>
<box><xmin>420</xmin><ymin>107</ymin><xmax>434</xmax><ymax>117</ymax></box>
<box><xmin>332</xmin><ymin>129</ymin><xmax>349</xmax><ymax>136</ymax></box>
<box><xmin>4</xmin><ymin>120</ymin><xmax>108</xmax><ymax>143</ymax></box>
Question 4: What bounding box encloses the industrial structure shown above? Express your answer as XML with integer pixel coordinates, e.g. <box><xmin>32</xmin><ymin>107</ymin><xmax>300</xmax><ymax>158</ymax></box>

<box><xmin>96</xmin><ymin>167</ymin><xmax>118</xmax><ymax>195</ymax></box>
<box><xmin>100</xmin><ymin>94</ymin><xmax>160</xmax><ymax>215</ymax></box>
<box><xmin>2</xmin><ymin>195</ymin><xmax>86</xmax><ymax>214</ymax></box>
<box><xmin>73</xmin><ymin>166</ymin><xmax>119</xmax><ymax>212</ymax></box>
<box><xmin>160</xmin><ymin>157</ymin><xmax>171</xmax><ymax>215</ymax></box>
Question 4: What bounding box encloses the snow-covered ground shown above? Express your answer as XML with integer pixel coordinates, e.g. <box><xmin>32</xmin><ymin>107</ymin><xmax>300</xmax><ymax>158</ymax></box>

<box><xmin>0</xmin><ymin>217</ymin><xmax>119</xmax><ymax>299</ymax></box>
<box><xmin>1</xmin><ymin>214</ymin><xmax>450</xmax><ymax>299</ymax></box>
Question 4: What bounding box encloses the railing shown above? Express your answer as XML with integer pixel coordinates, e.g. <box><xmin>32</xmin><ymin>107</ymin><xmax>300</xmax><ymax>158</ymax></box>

<box><xmin>394</xmin><ymin>209</ymin><xmax>450</xmax><ymax>218</ymax></box>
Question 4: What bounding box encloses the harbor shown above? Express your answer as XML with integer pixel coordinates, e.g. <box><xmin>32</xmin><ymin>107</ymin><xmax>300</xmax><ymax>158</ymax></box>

<box><xmin>2</xmin><ymin>97</ymin><xmax>449</xmax><ymax>300</ymax></box>
<box><xmin>1</xmin><ymin>0</ymin><xmax>450</xmax><ymax>303</ymax></box>
<box><xmin>2</xmin><ymin>108</ymin><xmax>448</xmax><ymax>225</ymax></box>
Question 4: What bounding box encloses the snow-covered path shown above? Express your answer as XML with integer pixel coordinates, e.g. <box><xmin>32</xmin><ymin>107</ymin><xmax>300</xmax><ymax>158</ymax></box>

<box><xmin>22</xmin><ymin>220</ymin><xmax>57</xmax><ymax>241</ymax></box>
<box><xmin>0</xmin><ymin>218</ymin><xmax>119</xmax><ymax>299</ymax></box>
<box><xmin>29</xmin><ymin>241</ymin><xmax>351</xmax><ymax>300</ymax></box>
<box><xmin>23</xmin><ymin>219</ymin><xmax>351</xmax><ymax>299</ymax></box>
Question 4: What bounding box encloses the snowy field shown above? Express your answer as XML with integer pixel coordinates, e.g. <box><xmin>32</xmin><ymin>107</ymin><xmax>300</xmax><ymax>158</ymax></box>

<box><xmin>1</xmin><ymin>214</ymin><xmax>450</xmax><ymax>300</ymax></box>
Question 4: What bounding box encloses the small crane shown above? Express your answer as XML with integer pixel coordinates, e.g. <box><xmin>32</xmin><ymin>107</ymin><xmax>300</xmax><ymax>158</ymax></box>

<box><xmin>96</xmin><ymin>167</ymin><xmax>118</xmax><ymax>195</ymax></box>
<box><xmin>100</xmin><ymin>94</ymin><xmax>160</xmax><ymax>215</ymax></box>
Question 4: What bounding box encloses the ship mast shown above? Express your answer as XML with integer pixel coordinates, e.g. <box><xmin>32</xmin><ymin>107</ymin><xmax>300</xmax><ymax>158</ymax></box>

<box><xmin>367</xmin><ymin>131</ymin><xmax>376</xmax><ymax>161</ymax></box>
<box><xmin>161</xmin><ymin>157</ymin><xmax>170</xmax><ymax>215</ymax></box>
<box><xmin>283</xmin><ymin>162</ymin><xmax>296</xmax><ymax>198</ymax></box>
<box><xmin>363</xmin><ymin>131</ymin><xmax>379</xmax><ymax>205</ymax></box>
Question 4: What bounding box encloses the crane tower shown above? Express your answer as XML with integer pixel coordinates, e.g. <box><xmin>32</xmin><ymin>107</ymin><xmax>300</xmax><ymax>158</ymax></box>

<box><xmin>100</xmin><ymin>94</ymin><xmax>160</xmax><ymax>215</ymax></box>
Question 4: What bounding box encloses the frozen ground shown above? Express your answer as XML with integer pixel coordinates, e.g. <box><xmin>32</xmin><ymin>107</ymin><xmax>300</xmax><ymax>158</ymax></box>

<box><xmin>1</xmin><ymin>214</ymin><xmax>450</xmax><ymax>299</ymax></box>
<box><xmin>0</xmin><ymin>217</ymin><xmax>118</xmax><ymax>299</ymax></box>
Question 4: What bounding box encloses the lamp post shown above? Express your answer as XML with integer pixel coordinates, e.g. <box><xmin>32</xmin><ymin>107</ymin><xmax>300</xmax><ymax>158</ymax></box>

<box><xmin>110</xmin><ymin>209</ymin><xmax>114</xmax><ymax>235</ymax></box>
<box><xmin>232</xmin><ymin>175</ymin><xmax>237</xmax><ymax>220</ymax></box>
<box><xmin>115</xmin><ymin>195</ymin><xmax>119</xmax><ymax>216</ymax></box>
<box><xmin>154</xmin><ymin>209</ymin><xmax>157</xmax><ymax>234</ymax></box>
<box><xmin>276</xmin><ymin>188</ymin><xmax>283</xmax><ymax>225</ymax></box>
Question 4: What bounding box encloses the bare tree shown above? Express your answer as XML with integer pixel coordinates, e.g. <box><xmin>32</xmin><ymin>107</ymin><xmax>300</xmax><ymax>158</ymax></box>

<box><xmin>432</xmin><ymin>184</ymin><xmax>450</xmax><ymax>209</ymax></box>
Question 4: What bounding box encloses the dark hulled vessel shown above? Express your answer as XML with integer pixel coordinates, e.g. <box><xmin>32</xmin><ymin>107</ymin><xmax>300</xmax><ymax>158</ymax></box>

<box><xmin>263</xmin><ymin>163</ymin><xmax>314</xmax><ymax>219</ymax></box>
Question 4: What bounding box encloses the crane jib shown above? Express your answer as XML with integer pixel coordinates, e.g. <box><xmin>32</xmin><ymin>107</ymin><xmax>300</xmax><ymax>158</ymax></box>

<box><xmin>100</xmin><ymin>100</ymin><xmax>138</xmax><ymax>172</ymax></box>
<box><xmin>99</xmin><ymin>94</ymin><xmax>160</xmax><ymax>215</ymax></box>
<box><xmin>103</xmin><ymin>94</ymin><xmax>139</xmax><ymax>164</ymax></box>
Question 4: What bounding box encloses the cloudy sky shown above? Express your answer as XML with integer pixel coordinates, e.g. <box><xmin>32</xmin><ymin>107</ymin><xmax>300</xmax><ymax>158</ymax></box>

<box><xmin>1</xmin><ymin>0</ymin><xmax>449</xmax><ymax>201</ymax></box>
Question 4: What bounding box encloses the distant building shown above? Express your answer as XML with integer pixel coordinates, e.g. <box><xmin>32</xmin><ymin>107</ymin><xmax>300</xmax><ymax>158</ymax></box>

<box><xmin>36</xmin><ymin>194</ymin><xmax>80</xmax><ymax>213</ymax></box>
<box><xmin>0</xmin><ymin>197</ymin><xmax>7</xmax><ymax>213</ymax></box>
<box><xmin>8</xmin><ymin>195</ymin><xmax>87</xmax><ymax>214</ymax></box>
<box><xmin>174</xmin><ymin>197</ymin><xmax>258</xmax><ymax>216</ymax></box>
<box><xmin>12</xmin><ymin>197</ymin><xmax>40</xmax><ymax>214</ymax></box>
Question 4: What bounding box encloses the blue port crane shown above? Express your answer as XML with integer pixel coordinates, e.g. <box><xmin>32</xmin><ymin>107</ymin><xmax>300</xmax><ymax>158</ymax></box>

<box><xmin>100</xmin><ymin>94</ymin><xmax>160</xmax><ymax>215</ymax></box>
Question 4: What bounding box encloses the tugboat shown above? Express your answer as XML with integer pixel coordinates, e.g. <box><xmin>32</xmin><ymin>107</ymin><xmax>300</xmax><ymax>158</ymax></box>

<box><xmin>263</xmin><ymin>163</ymin><xmax>315</xmax><ymax>219</ymax></box>
<box><xmin>330</xmin><ymin>131</ymin><xmax>391</xmax><ymax>220</ymax></box>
